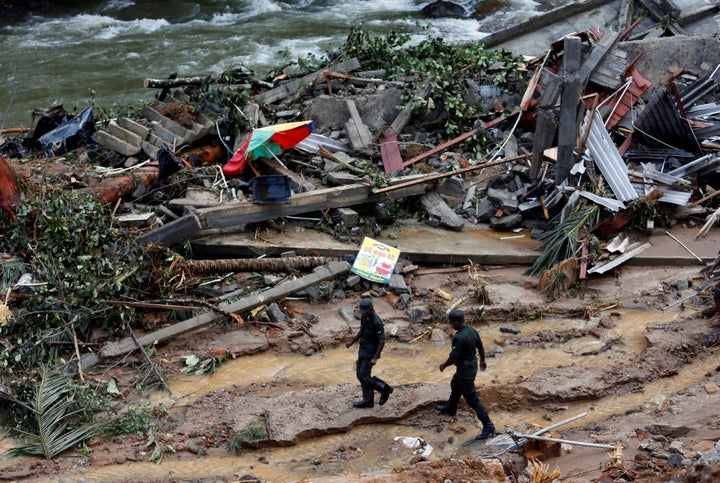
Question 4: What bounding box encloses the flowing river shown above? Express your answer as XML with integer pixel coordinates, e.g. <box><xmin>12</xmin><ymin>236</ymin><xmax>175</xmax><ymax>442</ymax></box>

<box><xmin>0</xmin><ymin>0</ymin><xmax>572</xmax><ymax>129</ymax></box>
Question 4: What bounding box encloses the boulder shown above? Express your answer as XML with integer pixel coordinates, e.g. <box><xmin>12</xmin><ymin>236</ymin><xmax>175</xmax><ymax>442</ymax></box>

<box><xmin>421</xmin><ymin>1</ymin><xmax>466</xmax><ymax>18</ymax></box>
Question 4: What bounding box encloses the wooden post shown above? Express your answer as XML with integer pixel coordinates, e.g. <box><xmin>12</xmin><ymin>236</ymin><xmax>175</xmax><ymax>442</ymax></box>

<box><xmin>556</xmin><ymin>36</ymin><xmax>583</xmax><ymax>185</ymax></box>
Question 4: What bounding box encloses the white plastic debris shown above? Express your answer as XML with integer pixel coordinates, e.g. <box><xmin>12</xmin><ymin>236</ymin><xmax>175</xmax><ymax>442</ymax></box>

<box><xmin>394</xmin><ymin>436</ymin><xmax>433</xmax><ymax>457</ymax></box>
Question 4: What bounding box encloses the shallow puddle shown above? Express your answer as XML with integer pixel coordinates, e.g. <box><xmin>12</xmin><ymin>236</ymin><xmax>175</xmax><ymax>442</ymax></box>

<box><xmin>3</xmin><ymin>306</ymin><xmax>713</xmax><ymax>482</ymax></box>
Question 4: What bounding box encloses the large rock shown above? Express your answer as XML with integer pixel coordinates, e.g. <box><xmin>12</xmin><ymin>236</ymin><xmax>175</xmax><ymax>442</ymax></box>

<box><xmin>421</xmin><ymin>1</ymin><xmax>466</xmax><ymax>18</ymax></box>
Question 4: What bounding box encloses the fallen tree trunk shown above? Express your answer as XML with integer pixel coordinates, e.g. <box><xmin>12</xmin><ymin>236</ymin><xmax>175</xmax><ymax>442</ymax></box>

<box><xmin>182</xmin><ymin>256</ymin><xmax>340</xmax><ymax>274</ymax></box>
<box><xmin>0</xmin><ymin>156</ymin><xmax>21</xmax><ymax>221</ymax></box>
<box><xmin>90</xmin><ymin>166</ymin><xmax>159</xmax><ymax>204</ymax></box>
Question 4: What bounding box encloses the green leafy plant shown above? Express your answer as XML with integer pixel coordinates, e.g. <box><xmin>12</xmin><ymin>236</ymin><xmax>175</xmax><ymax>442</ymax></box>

<box><xmin>331</xmin><ymin>25</ymin><xmax>527</xmax><ymax>141</ymax></box>
<box><xmin>1</xmin><ymin>189</ymin><xmax>155</xmax><ymax>373</ymax></box>
<box><xmin>228</xmin><ymin>419</ymin><xmax>268</xmax><ymax>455</ymax></box>
<box><xmin>6</xmin><ymin>367</ymin><xmax>101</xmax><ymax>459</ymax></box>
<box><xmin>106</xmin><ymin>404</ymin><xmax>155</xmax><ymax>438</ymax></box>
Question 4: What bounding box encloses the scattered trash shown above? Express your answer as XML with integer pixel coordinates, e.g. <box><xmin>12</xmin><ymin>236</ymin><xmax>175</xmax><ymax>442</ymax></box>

<box><xmin>37</xmin><ymin>106</ymin><xmax>95</xmax><ymax>157</ymax></box>
<box><xmin>394</xmin><ymin>436</ymin><xmax>433</xmax><ymax>457</ymax></box>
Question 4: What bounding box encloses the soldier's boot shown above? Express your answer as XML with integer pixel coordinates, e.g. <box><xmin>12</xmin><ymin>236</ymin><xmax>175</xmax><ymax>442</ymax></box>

<box><xmin>373</xmin><ymin>378</ymin><xmax>394</xmax><ymax>406</ymax></box>
<box><xmin>352</xmin><ymin>385</ymin><xmax>374</xmax><ymax>408</ymax></box>
<box><xmin>436</xmin><ymin>404</ymin><xmax>456</xmax><ymax>416</ymax></box>
<box><xmin>475</xmin><ymin>415</ymin><xmax>496</xmax><ymax>440</ymax></box>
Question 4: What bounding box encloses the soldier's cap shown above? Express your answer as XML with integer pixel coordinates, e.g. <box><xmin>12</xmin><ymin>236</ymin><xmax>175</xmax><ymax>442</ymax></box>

<box><xmin>358</xmin><ymin>298</ymin><xmax>373</xmax><ymax>315</ymax></box>
<box><xmin>448</xmin><ymin>310</ymin><xmax>464</xmax><ymax>323</ymax></box>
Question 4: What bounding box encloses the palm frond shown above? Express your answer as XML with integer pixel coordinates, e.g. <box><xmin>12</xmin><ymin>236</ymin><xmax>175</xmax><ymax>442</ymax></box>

<box><xmin>6</xmin><ymin>367</ymin><xmax>100</xmax><ymax>459</ymax></box>
<box><xmin>527</xmin><ymin>204</ymin><xmax>600</xmax><ymax>277</ymax></box>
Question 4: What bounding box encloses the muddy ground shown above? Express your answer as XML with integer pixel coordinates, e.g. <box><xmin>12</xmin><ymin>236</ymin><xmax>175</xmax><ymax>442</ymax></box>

<box><xmin>2</xmin><ymin>260</ymin><xmax>720</xmax><ymax>482</ymax></box>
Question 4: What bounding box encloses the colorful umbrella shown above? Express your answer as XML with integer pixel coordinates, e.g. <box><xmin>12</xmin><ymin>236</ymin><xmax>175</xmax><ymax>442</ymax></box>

<box><xmin>222</xmin><ymin>120</ymin><xmax>313</xmax><ymax>176</ymax></box>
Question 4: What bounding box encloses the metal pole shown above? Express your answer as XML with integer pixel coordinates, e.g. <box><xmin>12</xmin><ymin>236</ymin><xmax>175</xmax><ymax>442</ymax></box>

<box><xmin>509</xmin><ymin>431</ymin><xmax>618</xmax><ymax>450</ymax></box>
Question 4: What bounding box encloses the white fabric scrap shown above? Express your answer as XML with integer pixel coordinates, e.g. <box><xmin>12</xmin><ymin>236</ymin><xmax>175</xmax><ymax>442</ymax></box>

<box><xmin>394</xmin><ymin>436</ymin><xmax>433</xmax><ymax>457</ymax></box>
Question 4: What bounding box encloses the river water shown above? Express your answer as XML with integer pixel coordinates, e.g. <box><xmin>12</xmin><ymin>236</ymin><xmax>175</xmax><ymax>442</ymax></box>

<box><xmin>0</xmin><ymin>0</ymin><xmax>570</xmax><ymax>129</ymax></box>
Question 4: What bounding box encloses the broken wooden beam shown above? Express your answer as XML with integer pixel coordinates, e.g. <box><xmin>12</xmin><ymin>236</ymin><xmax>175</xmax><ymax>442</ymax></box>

<box><xmin>253</xmin><ymin>58</ymin><xmax>361</xmax><ymax>105</ymax></box>
<box><xmin>139</xmin><ymin>177</ymin><xmax>435</xmax><ymax>246</ymax></box>
<box><xmin>136</xmin><ymin>212</ymin><xmax>202</xmax><ymax>247</ymax></box>
<box><xmin>479</xmin><ymin>0</ymin><xmax>617</xmax><ymax>48</ymax></box>
<box><xmin>100</xmin><ymin>260</ymin><xmax>351</xmax><ymax>358</ymax></box>
<box><xmin>379</xmin><ymin>128</ymin><xmax>403</xmax><ymax>174</ymax></box>
<box><xmin>344</xmin><ymin>99</ymin><xmax>373</xmax><ymax>153</ymax></box>
<box><xmin>556</xmin><ymin>35</ymin><xmax>583</xmax><ymax>184</ymax></box>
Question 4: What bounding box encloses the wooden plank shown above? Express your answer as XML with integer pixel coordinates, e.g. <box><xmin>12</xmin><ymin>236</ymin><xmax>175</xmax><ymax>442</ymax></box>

<box><xmin>136</xmin><ymin>212</ymin><xmax>202</xmax><ymax>247</ymax></box>
<box><xmin>379</xmin><ymin>128</ymin><xmax>403</xmax><ymax>174</ymax></box>
<box><xmin>636</xmin><ymin>0</ymin><xmax>686</xmax><ymax>35</ymax></box>
<box><xmin>677</xmin><ymin>4</ymin><xmax>720</xmax><ymax>26</ymax></box>
<box><xmin>344</xmin><ymin>99</ymin><xmax>373</xmax><ymax>153</ymax></box>
<box><xmin>556</xmin><ymin>36</ymin><xmax>583</xmax><ymax>185</ymax></box>
<box><xmin>100</xmin><ymin>260</ymin><xmax>351</xmax><ymax>358</ymax></box>
<box><xmin>653</xmin><ymin>0</ymin><xmax>681</xmax><ymax>18</ymax></box>
<box><xmin>479</xmin><ymin>0</ymin><xmax>617</xmax><ymax>48</ymax></box>
<box><xmin>577</xmin><ymin>31</ymin><xmax>621</xmax><ymax>85</ymax></box>
<box><xmin>253</xmin><ymin>58</ymin><xmax>362</xmax><ymax>105</ymax></box>
<box><xmin>529</xmin><ymin>70</ymin><xmax>562</xmax><ymax>180</ymax></box>
<box><xmin>144</xmin><ymin>178</ymin><xmax>434</xmax><ymax>244</ymax></box>
<box><xmin>390</xmin><ymin>78</ymin><xmax>431</xmax><ymax>134</ymax></box>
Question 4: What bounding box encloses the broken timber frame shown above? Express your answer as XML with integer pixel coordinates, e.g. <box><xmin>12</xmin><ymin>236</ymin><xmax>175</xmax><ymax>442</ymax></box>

<box><xmin>137</xmin><ymin>177</ymin><xmax>433</xmax><ymax>247</ymax></box>
<box><xmin>100</xmin><ymin>260</ymin><xmax>351</xmax><ymax>358</ymax></box>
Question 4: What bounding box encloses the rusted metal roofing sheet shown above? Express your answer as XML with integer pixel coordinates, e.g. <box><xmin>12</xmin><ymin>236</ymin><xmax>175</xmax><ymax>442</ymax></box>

<box><xmin>583</xmin><ymin>110</ymin><xmax>639</xmax><ymax>202</ymax></box>
<box><xmin>593</xmin><ymin>66</ymin><xmax>652</xmax><ymax>131</ymax></box>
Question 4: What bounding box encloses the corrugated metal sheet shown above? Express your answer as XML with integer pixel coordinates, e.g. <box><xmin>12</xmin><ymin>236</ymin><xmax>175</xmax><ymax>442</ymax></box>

<box><xmin>641</xmin><ymin>162</ymin><xmax>691</xmax><ymax>186</ymax></box>
<box><xmin>578</xmin><ymin>191</ymin><xmax>625</xmax><ymax>212</ymax></box>
<box><xmin>680</xmin><ymin>71</ymin><xmax>719</xmax><ymax>109</ymax></box>
<box><xmin>583</xmin><ymin>110</ymin><xmax>639</xmax><ymax>202</ymax></box>
<box><xmin>634</xmin><ymin>87</ymin><xmax>701</xmax><ymax>153</ymax></box>
<box><xmin>295</xmin><ymin>133</ymin><xmax>351</xmax><ymax>154</ymax></box>
<box><xmin>667</xmin><ymin>153</ymin><xmax>720</xmax><ymax>177</ymax></box>
<box><xmin>587</xmin><ymin>242</ymin><xmax>652</xmax><ymax>274</ymax></box>
<box><xmin>639</xmin><ymin>183</ymin><xmax>693</xmax><ymax>206</ymax></box>
<box><xmin>687</xmin><ymin>103</ymin><xmax>720</xmax><ymax>120</ymax></box>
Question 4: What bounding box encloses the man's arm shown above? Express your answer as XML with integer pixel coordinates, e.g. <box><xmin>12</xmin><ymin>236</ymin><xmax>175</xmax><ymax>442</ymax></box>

<box><xmin>345</xmin><ymin>330</ymin><xmax>360</xmax><ymax>348</ymax></box>
<box><xmin>371</xmin><ymin>339</ymin><xmax>385</xmax><ymax>365</ymax></box>
<box><xmin>477</xmin><ymin>334</ymin><xmax>487</xmax><ymax>371</ymax></box>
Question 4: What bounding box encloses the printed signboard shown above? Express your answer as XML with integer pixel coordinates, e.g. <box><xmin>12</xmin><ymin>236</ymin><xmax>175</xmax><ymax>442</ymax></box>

<box><xmin>350</xmin><ymin>237</ymin><xmax>401</xmax><ymax>284</ymax></box>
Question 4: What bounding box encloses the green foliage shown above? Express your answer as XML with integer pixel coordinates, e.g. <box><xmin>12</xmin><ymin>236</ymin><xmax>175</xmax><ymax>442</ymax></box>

<box><xmin>228</xmin><ymin>419</ymin><xmax>268</xmax><ymax>455</ymax></box>
<box><xmin>5</xmin><ymin>367</ymin><xmax>101</xmax><ymax>459</ymax></box>
<box><xmin>527</xmin><ymin>204</ymin><xmax>600</xmax><ymax>277</ymax></box>
<box><xmin>1</xmin><ymin>189</ymin><xmax>153</xmax><ymax>373</ymax></box>
<box><xmin>332</xmin><ymin>25</ymin><xmax>527</xmax><ymax>140</ymax></box>
<box><xmin>106</xmin><ymin>404</ymin><xmax>155</xmax><ymax>438</ymax></box>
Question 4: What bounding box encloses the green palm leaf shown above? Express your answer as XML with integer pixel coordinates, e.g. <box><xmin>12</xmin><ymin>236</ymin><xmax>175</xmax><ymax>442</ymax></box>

<box><xmin>527</xmin><ymin>204</ymin><xmax>600</xmax><ymax>277</ymax></box>
<box><xmin>7</xmin><ymin>367</ymin><xmax>99</xmax><ymax>459</ymax></box>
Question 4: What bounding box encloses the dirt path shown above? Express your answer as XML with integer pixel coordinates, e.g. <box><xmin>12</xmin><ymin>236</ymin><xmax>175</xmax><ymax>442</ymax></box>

<box><xmin>1</xmin><ymin>264</ymin><xmax>720</xmax><ymax>482</ymax></box>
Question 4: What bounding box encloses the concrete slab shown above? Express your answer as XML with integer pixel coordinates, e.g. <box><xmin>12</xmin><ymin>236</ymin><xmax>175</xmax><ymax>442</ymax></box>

<box><xmin>190</xmin><ymin>219</ymin><xmax>720</xmax><ymax>268</ymax></box>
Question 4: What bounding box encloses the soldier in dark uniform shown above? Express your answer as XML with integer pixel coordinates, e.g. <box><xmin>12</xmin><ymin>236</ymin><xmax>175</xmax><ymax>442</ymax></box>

<box><xmin>345</xmin><ymin>297</ymin><xmax>394</xmax><ymax>408</ymax></box>
<box><xmin>437</xmin><ymin>309</ymin><xmax>496</xmax><ymax>440</ymax></box>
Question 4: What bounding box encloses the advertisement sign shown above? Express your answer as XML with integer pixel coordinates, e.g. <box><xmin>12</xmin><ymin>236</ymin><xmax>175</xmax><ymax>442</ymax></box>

<box><xmin>351</xmin><ymin>237</ymin><xmax>401</xmax><ymax>284</ymax></box>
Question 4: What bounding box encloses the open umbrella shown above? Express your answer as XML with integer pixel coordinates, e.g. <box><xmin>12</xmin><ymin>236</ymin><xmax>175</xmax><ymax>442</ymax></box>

<box><xmin>222</xmin><ymin>120</ymin><xmax>313</xmax><ymax>176</ymax></box>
